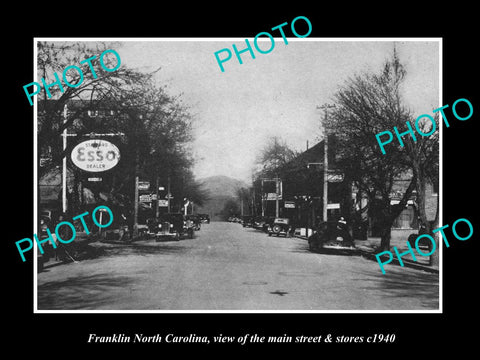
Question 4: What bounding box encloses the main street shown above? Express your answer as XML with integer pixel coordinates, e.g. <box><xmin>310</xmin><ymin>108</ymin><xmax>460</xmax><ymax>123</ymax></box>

<box><xmin>37</xmin><ymin>222</ymin><xmax>439</xmax><ymax>311</ymax></box>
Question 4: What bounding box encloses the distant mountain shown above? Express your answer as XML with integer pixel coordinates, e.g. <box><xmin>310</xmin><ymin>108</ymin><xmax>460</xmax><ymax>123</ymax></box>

<box><xmin>198</xmin><ymin>175</ymin><xmax>249</xmax><ymax>198</ymax></box>
<box><xmin>196</xmin><ymin>175</ymin><xmax>249</xmax><ymax>221</ymax></box>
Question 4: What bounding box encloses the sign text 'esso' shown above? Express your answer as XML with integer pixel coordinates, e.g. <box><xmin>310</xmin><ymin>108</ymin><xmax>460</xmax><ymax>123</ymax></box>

<box><xmin>71</xmin><ymin>139</ymin><xmax>120</xmax><ymax>172</ymax></box>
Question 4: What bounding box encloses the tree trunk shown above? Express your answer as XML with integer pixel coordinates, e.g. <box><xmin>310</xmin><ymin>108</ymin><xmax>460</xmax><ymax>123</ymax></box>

<box><xmin>377</xmin><ymin>174</ymin><xmax>417</xmax><ymax>252</ymax></box>
<box><xmin>414</xmin><ymin>162</ymin><xmax>430</xmax><ymax>232</ymax></box>
<box><xmin>413</xmin><ymin>160</ymin><xmax>438</xmax><ymax>266</ymax></box>
<box><xmin>379</xmin><ymin>223</ymin><xmax>392</xmax><ymax>252</ymax></box>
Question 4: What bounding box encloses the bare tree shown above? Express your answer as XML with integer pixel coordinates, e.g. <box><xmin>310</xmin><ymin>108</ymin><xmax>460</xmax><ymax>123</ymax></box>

<box><xmin>255</xmin><ymin>136</ymin><xmax>298</xmax><ymax>177</ymax></box>
<box><xmin>403</xmin><ymin>113</ymin><xmax>439</xmax><ymax>265</ymax></box>
<box><xmin>326</xmin><ymin>49</ymin><xmax>418</xmax><ymax>251</ymax></box>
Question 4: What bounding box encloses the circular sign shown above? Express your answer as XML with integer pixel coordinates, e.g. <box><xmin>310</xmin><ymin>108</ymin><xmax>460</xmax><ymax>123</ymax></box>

<box><xmin>71</xmin><ymin>139</ymin><xmax>120</xmax><ymax>172</ymax></box>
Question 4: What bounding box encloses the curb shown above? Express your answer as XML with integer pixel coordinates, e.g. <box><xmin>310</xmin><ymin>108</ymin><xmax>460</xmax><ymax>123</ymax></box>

<box><xmin>357</xmin><ymin>249</ymin><xmax>439</xmax><ymax>274</ymax></box>
<box><xmin>294</xmin><ymin>235</ymin><xmax>439</xmax><ymax>274</ymax></box>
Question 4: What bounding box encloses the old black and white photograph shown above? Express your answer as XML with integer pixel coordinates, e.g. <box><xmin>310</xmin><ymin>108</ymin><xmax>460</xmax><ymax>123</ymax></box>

<box><xmin>32</xmin><ymin>38</ymin><xmax>442</xmax><ymax>312</ymax></box>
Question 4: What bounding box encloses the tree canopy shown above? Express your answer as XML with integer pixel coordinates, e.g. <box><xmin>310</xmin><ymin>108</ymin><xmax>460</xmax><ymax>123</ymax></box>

<box><xmin>325</xmin><ymin>49</ymin><xmax>438</xmax><ymax>250</ymax></box>
<box><xmin>37</xmin><ymin>41</ymin><xmax>208</xmax><ymax>214</ymax></box>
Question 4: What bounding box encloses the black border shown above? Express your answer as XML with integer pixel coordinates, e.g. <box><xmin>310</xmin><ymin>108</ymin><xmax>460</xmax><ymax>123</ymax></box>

<box><xmin>6</xmin><ymin>5</ymin><xmax>478</xmax><ymax>354</ymax></box>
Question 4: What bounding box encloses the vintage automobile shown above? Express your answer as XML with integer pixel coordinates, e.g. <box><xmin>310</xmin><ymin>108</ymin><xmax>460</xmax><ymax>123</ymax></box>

<box><xmin>242</xmin><ymin>215</ymin><xmax>254</xmax><ymax>228</ymax></box>
<box><xmin>262</xmin><ymin>216</ymin><xmax>276</xmax><ymax>233</ymax></box>
<box><xmin>308</xmin><ymin>220</ymin><xmax>356</xmax><ymax>252</ymax></box>
<box><xmin>267</xmin><ymin>218</ymin><xmax>292</xmax><ymax>237</ymax></box>
<box><xmin>407</xmin><ymin>222</ymin><xmax>433</xmax><ymax>251</ymax></box>
<box><xmin>147</xmin><ymin>213</ymin><xmax>194</xmax><ymax>241</ymax></box>
<box><xmin>199</xmin><ymin>214</ymin><xmax>210</xmax><ymax>224</ymax></box>
<box><xmin>185</xmin><ymin>214</ymin><xmax>201</xmax><ymax>231</ymax></box>
<box><xmin>252</xmin><ymin>216</ymin><xmax>265</xmax><ymax>230</ymax></box>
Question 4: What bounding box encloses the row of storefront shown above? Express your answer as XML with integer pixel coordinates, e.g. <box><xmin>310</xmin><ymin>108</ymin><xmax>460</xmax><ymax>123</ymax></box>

<box><xmin>252</xmin><ymin>137</ymin><xmax>438</xmax><ymax>239</ymax></box>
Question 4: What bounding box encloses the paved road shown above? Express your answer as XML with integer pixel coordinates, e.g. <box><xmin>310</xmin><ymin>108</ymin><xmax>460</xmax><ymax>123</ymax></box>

<box><xmin>37</xmin><ymin>222</ymin><xmax>439</xmax><ymax>311</ymax></box>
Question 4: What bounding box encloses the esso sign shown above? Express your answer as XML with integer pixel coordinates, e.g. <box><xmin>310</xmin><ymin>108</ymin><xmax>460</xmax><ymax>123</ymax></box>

<box><xmin>71</xmin><ymin>139</ymin><xmax>120</xmax><ymax>172</ymax></box>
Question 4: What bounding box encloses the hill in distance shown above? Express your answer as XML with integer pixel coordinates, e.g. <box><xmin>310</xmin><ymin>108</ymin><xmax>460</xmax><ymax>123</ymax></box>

<box><xmin>196</xmin><ymin>175</ymin><xmax>249</xmax><ymax>221</ymax></box>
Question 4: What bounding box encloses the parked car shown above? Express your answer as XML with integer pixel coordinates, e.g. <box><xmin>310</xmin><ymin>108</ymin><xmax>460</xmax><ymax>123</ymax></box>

<box><xmin>242</xmin><ymin>215</ymin><xmax>254</xmax><ymax>228</ymax></box>
<box><xmin>253</xmin><ymin>216</ymin><xmax>266</xmax><ymax>230</ymax></box>
<box><xmin>407</xmin><ymin>222</ymin><xmax>433</xmax><ymax>251</ymax></box>
<box><xmin>186</xmin><ymin>214</ymin><xmax>201</xmax><ymax>230</ymax></box>
<box><xmin>308</xmin><ymin>220</ymin><xmax>356</xmax><ymax>252</ymax></box>
<box><xmin>147</xmin><ymin>213</ymin><xmax>194</xmax><ymax>241</ymax></box>
<box><xmin>262</xmin><ymin>216</ymin><xmax>276</xmax><ymax>233</ymax></box>
<box><xmin>267</xmin><ymin>218</ymin><xmax>292</xmax><ymax>237</ymax></box>
<box><xmin>199</xmin><ymin>214</ymin><xmax>210</xmax><ymax>224</ymax></box>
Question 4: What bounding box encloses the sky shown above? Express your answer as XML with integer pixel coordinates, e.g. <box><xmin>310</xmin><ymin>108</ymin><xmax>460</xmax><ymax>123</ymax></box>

<box><xmin>116</xmin><ymin>39</ymin><xmax>440</xmax><ymax>184</ymax></box>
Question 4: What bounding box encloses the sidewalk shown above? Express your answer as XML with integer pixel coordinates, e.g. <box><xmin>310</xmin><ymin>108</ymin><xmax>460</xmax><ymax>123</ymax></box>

<box><xmin>40</xmin><ymin>231</ymin><xmax>105</xmax><ymax>270</ymax></box>
<box><xmin>40</xmin><ymin>229</ymin><xmax>149</xmax><ymax>271</ymax></box>
<box><xmin>294</xmin><ymin>228</ymin><xmax>439</xmax><ymax>274</ymax></box>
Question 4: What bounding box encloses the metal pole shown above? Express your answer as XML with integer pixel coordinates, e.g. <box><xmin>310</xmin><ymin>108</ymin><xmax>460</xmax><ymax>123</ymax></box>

<box><xmin>261</xmin><ymin>179</ymin><xmax>265</xmax><ymax>217</ymax></box>
<box><xmin>134</xmin><ymin>175</ymin><xmax>139</xmax><ymax>236</ymax></box>
<box><xmin>318</xmin><ymin>103</ymin><xmax>335</xmax><ymax>222</ymax></box>
<box><xmin>155</xmin><ymin>176</ymin><xmax>159</xmax><ymax>218</ymax></box>
<box><xmin>167</xmin><ymin>175</ymin><xmax>171</xmax><ymax>214</ymax></box>
<box><xmin>62</xmin><ymin>104</ymin><xmax>68</xmax><ymax>214</ymax></box>
<box><xmin>323</xmin><ymin>134</ymin><xmax>328</xmax><ymax>222</ymax></box>
<box><xmin>275</xmin><ymin>178</ymin><xmax>279</xmax><ymax>218</ymax></box>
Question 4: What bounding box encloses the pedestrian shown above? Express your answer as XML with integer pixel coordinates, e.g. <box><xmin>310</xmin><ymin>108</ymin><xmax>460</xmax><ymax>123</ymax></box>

<box><xmin>337</xmin><ymin>216</ymin><xmax>354</xmax><ymax>247</ymax></box>
<box><xmin>127</xmin><ymin>213</ymin><xmax>134</xmax><ymax>240</ymax></box>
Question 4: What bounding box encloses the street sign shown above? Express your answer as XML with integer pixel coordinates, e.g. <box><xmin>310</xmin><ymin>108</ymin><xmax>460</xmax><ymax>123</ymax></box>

<box><xmin>326</xmin><ymin>203</ymin><xmax>341</xmax><ymax>209</ymax></box>
<box><xmin>71</xmin><ymin>139</ymin><xmax>120</xmax><ymax>172</ymax></box>
<box><xmin>165</xmin><ymin>193</ymin><xmax>173</xmax><ymax>199</ymax></box>
<box><xmin>266</xmin><ymin>193</ymin><xmax>282</xmax><ymax>200</ymax></box>
<box><xmin>88</xmin><ymin>177</ymin><xmax>102</xmax><ymax>182</ymax></box>
<box><xmin>327</xmin><ymin>173</ymin><xmax>344</xmax><ymax>182</ymax></box>
<box><xmin>138</xmin><ymin>181</ymin><xmax>150</xmax><ymax>191</ymax></box>
<box><xmin>284</xmin><ymin>201</ymin><xmax>296</xmax><ymax>209</ymax></box>
<box><xmin>139</xmin><ymin>194</ymin><xmax>152</xmax><ymax>202</ymax></box>
<box><xmin>158</xmin><ymin>200</ymin><xmax>169</xmax><ymax>207</ymax></box>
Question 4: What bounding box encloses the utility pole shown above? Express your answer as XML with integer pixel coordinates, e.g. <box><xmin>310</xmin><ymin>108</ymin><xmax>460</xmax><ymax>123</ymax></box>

<box><xmin>261</xmin><ymin>179</ymin><xmax>265</xmax><ymax>217</ymax></box>
<box><xmin>62</xmin><ymin>104</ymin><xmax>68</xmax><ymax>214</ymax></box>
<box><xmin>133</xmin><ymin>174</ymin><xmax>139</xmax><ymax>236</ymax></box>
<box><xmin>252</xmin><ymin>183</ymin><xmax>256</xmax><ymax>217</ymax></box>
<box><xmin>318</xmin><ymin>103</ymin><xmax>336</xmax><ymax>222</ymax></box>
<box><xmin>133</xmin><ymin>113</ymin><xmax>143</xmax><ymax>237</ymax></box>
<box><xmin>275</xmin><ymin>178</ymin><xmax>280</xmax><ymax>218</ymax></box>
<box><xmin>155</xmin><ymin>176</ymin><xmax>159</xmax><ymax>218</ymax></box>
<box><xmin>323</xmin><ymin>131</ymin><xmax>328</xmax><ymax>222</ymax></box>
<box><xmin>167</xmin><ymin>175</ymin><xmax>171</xmax><ymax>213</ymax></box>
